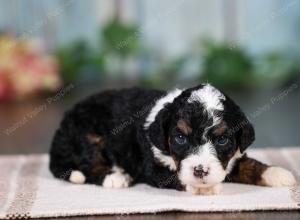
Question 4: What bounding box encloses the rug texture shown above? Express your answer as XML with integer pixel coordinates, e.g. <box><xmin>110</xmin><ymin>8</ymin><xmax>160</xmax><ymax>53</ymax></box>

<box><xmin>0</xmin><ymin>148</ymin><xmax>299</xmax><ymax>219</ymax></box>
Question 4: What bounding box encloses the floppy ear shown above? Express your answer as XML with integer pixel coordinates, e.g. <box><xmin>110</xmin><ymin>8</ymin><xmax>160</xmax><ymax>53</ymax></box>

<box><xmin>236</xmin><ymin>119</ymin><xmax>255</xmax><ymax>153</ymax></box>
<box><xmin>147</xmin><ymin>108</ymin><xmax>171</xmax><ymax>153</ymax></box>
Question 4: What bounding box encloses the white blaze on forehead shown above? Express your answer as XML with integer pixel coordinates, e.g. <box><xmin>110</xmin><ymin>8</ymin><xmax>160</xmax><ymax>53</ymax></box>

<box><xmin>144</xmin><ymin>88</ymin><xmax>183</xmax><ymax>129</ymax></box>
<box><xmin>188</xmin><ymin>84</ymin><xmax>225</xmax><ymax>111</ymax></box>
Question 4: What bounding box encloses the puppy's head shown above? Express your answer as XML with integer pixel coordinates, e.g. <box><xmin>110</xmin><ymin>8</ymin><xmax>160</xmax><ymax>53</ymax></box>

<box><xmin>145</xmin><ymin>84</ymin><xmax>254</xmax><ymax>188</ymax></box>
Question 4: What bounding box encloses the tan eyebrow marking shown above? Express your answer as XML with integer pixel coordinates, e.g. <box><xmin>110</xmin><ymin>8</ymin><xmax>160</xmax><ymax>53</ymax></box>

<box><xmin>177</xmin><ymin>119</ymin><xmax>192</xmax><ymax>135</ymax></box>
<box><xmin>213</xmin><ymin>121</ymin><xmax>228</xmax><ymax>135</ymax></box>
<box><xmin>86</xmin><ymin>133</ymin><xmax>105</xmax><ymax>147</ymax></box>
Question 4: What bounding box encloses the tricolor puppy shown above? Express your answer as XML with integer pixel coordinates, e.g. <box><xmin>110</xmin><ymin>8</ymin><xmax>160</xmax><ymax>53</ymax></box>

<box><xmin>50</xmin><ymin>84</ymin><xmax>296</xmax><ymax>195</ymax></box>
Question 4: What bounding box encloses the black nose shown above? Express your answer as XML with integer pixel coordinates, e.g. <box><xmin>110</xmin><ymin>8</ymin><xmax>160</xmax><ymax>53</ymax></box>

<box><xmin>193</xmin><ymin>165</ymin><xmax>208</xmax><ymax>178</ymax></box>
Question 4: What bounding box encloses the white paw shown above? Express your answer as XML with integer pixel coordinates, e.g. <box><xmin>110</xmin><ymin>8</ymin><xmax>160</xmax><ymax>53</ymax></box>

<box><xmin>186</xmin><ymin>184</ymin><xmax>222</xmax><ymax>195</ymax></box>
<box><xmin>69</xmin><ymin>170</ymin><xmax>86</xmax><ymax>184</ymax></box>
<box><xmin>185</xmin><ymin>185</ymin><xmax>199</xmax><ymax>194</ymax></box>
<box><xmin>261</xmin><ymin>166</ymin><xmax>296</xmax><ymax>187</ymax></box>
<box><xmin>102</xmin><ymin>171</ymin><xmax>132</xmax><ymax>189</ymax></box>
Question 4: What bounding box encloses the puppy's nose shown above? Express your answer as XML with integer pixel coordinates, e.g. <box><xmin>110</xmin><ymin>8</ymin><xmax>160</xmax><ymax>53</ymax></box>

<box><xmin>193</xmin><ymin>165</ymin><xmax>208</xmax><ymax>178</ymax></box>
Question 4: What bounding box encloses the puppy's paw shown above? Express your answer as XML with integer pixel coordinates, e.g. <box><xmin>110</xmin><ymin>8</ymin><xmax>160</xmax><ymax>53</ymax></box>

<box><xmin>185</xmin><ymin>185</ymin><xmax>199</xmax><ymax>194</ymax></box>
<box><xmin>197</xmin><ymin>184</ymin><xmax>222</xmax><ymax>195</ymax></box>
<box><xmin>102</xmin><ymin>172</ymin><xmax>132</xmax><ymax>189</ymax></box>
<box><xmin>186</xmin><ymin>184</ymin><xmax>222</xmax><ymax>195</ymax></box>
<box><xmin>69</xmin><ymin>170</ymin><xmax>86</xmax><ymax>184</ymax></box>
<box><xmin>261</xmin><ymin>166</ymin><xmax>296</xmax><ymax>187</ymax></box>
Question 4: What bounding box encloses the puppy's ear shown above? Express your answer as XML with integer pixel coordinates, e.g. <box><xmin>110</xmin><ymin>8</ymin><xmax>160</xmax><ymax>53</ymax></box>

<box><xmin>236</xmin><ymin>119</ymin><xmax>255</xmax><ymax>153</ymax></box>
<box><xmin>148</xmin><ymin>108</ymin><xmax>170</xmax><ymax>152</ymax></box>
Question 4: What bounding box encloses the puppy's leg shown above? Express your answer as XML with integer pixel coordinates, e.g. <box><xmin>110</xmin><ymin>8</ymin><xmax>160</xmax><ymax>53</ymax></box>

<box><xmin>51</xmin><ymin>131</ymin><xmax>133</xmax><ymax>188</ymax></box>
<box><xmin>186</xmin><ymin>184</ymin><xmax>222</xmax><ymax>195</ymax></box>
<box><xmin>227</xmin><ymin>155</ymin><xmax>296</xmax><ymax>187</ymax></box>
<box><xmin>102</xmin><ymin>166</ymin><xmax>132</xmax><ymax>189</ymax></box>
<box><xmin>85</xmin><ymin>134</ymin><xmax>133</xmax><ymax>188</ymax></box>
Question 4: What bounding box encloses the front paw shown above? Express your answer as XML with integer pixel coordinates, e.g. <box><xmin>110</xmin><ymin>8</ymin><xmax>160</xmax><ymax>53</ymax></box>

<box><xmin>261</xmin><ymin>166</ymin><xmax>296</xmax><ymax>187</ymax></box>
<box><xmin>102</xmin><ymin>172</ymin><xmax>132</xmax><ymax>189</ymax></box>
<box><xmin>186</xmin><ymin>184</ymin><xmax>222</xmax><ymax>195</ymax></box>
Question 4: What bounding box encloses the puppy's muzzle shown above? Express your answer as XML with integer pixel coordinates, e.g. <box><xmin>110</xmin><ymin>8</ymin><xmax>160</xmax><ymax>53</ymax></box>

<box><xmin>193</xmin><ymin>165</ymin><xmax>209</xmax><ymax>178</ymax></box>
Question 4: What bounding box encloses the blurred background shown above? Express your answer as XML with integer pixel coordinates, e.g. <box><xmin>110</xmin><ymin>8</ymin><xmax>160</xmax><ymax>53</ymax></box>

<box><xmin>0</xmin><ymin>0</ymin><xmax>300</xmax><ymax>154</ymax></box>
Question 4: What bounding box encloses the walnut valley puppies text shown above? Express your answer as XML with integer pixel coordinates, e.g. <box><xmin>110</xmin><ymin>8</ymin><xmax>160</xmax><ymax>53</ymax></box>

<box><xmin>3</xmin><ymin>84</ymin><xmax>74</xmax><ymax>136</ymax></box>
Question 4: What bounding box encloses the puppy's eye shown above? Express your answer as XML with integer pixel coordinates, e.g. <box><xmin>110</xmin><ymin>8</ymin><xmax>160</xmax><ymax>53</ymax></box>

<box><xmin>174</xmin><ymin>134</ymin><xmax>187</xmax><ymax>145</ymax></box>
<box><xmin>216</xmin><ymin>136</ymin><xmax>229</xmax><ymax>146</ymax></box>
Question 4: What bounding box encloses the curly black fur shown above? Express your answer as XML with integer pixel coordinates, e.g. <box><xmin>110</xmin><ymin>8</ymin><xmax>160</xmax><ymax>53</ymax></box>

<box><xmin>50</xmin><ymin>85</ymin><xmax>262</xmax><ymax>191</ymax></box>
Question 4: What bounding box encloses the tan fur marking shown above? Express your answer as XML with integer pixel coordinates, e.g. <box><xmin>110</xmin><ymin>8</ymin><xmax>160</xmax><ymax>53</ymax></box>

<box><xmin>177</xmin><ymin>120</ymin><xmax>192</xmax><ymax>135</ymax></box>
<box><xmin>213</xmin><ymin>121</ymin><xmax>228</xmax><ymax>135</ymax></box>
<box><xmin>229</xmin><ymin>157</ymin><xmax>268</xmax><ymax>185</ymax></box>
<box><xmin>85</xmin><ymin>134</ymin><xmax>111</xmax><ymax>183</ymax></box>
<box><xmin>86</xmin><ymin>134</ymin><xmax>105</xmax><ymax>147</ymax></box>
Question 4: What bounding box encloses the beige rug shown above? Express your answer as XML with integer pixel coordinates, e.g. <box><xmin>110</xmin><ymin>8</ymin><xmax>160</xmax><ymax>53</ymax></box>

<box><xmin>0</xmin><ymin>148</ymin><xmax>299</xmax><ymax>219</ymax></box>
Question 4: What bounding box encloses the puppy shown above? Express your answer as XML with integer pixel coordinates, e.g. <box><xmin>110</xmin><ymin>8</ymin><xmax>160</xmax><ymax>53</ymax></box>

<box><xmin>49</xmin><ymin>84</ymin><xmax>296</xmax><ymax>195</ymax></box>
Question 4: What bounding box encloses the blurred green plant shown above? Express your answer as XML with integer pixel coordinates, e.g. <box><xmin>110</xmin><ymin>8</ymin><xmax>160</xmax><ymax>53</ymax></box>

<box><xmin>139</xmin><ymin>56</ymin><xmax>187</xmax><ymax>88</ymax></box>
<box><xmin>200</xmin><ymin>40</ymin><xmax>300</xmax><ymax>89</ymax></box>
<box><xmin>200</xmin><ymin>40</ymin><xmax>253</xmax><ymax>88</ymax></box>
<box><xmin>56</xmin><ymin>40</ymin><xmax>105</xmax><ymax>84</ymax></box>
<box><xmin>55</xmin><ymin>23</ymin><xmax>300</xmax><ymax>89</ymax></box>
<box><xmin>254</xmin><ymin>52</ymin><xmax>300</xmax><ymax>87</ymax></box>
<box><xmin>102</xmin><ymin>18</ymin><xmax>140</xmax><ymax>58</ymax></box>
<box><xmin>101</xmin><ymin>19</ymin><xmax>141</xmax><ymax>78</ymax></box>
<box><xmin>56</xmin><ymin>18</ymin><xmax>141</xmax><ymax>84</ymax></box>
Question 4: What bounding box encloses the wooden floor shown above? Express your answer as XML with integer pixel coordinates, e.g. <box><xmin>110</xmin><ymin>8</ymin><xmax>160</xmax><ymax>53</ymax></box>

<box><xmin>0</xmin><ymin>85</ymin><xmax>299</xmax><ymax>219</ymax></box>
<box><xmin>38</xmin><ymin>211</ymin><xmax>300</xmax><ymax>220</ymax></box>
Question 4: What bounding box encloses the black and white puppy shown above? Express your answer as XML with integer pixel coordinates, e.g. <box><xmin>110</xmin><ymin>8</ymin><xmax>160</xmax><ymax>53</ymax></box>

<box><xmin>50</xmin><ymin>84</ymin><xmax>296</xmax><ymax>195</ymax></box>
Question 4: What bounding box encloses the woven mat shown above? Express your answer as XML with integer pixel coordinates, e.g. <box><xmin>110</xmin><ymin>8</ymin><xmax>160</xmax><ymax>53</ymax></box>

<box><xmin>0</xmin><ymin>148</ymin><xmax>299</xmax><ymax>219</ymax></box>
